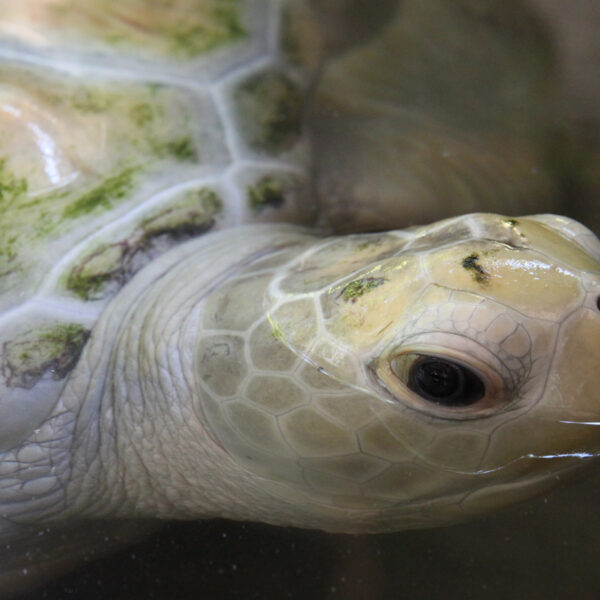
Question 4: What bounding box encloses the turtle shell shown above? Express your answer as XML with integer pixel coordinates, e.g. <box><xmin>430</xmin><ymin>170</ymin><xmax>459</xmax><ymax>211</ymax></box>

<box><xmin>0</xmin><ymin>0</ymin><xmax>320</xmax><ymax>450</ymax></box>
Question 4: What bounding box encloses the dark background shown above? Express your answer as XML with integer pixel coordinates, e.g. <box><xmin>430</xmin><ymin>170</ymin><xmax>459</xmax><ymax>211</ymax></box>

<box><xmin>20</xmin><ymin>467</ymin><xmax>600</xmax><ymax>599</ymax></box>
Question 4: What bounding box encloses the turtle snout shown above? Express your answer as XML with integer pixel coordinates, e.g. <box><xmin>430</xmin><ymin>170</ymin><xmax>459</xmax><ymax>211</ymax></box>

<box><xmin>527</xmin><ymin>214</ymin><xmax>600</xmax><ymax>262</ymax></box>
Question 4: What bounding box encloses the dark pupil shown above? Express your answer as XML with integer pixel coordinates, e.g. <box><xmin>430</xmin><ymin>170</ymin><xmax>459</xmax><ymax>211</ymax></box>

<box><xmin>408</xmin><ymin>357</ymin><xmax>485</xmax><ymax>407</ymax></box>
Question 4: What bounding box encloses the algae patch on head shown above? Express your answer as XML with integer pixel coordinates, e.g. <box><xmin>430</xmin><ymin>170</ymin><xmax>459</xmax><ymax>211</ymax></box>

<box><xmin>1</xmin><ymin>324</ymin><xmax>90</xmax><ymax>389</ymax></box>
<box><xmin>341</xmin><ymin>277</ymin><xmax>387</xmax><ymax>302</ymax></box>
<box><xmin>461</xmin><ymin>253</ymin><xmax>490</xmax><ymax>285</ymax></box>
<box><xmin>267</xmin><ymin>313</ymin><xmax>286</xmax><ymax>342</ymax></box>
<box><xmin>0</xmin><ymin>159</ymin><xmax>27</xmax><ymax>265</ymax></box>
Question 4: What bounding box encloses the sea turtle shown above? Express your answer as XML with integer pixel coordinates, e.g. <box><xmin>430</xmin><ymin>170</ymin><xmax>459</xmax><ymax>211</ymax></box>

<box><xmin>0</xmin><ymin>0</ymin><xmax>599</xmax><ymax>595</ymax></box>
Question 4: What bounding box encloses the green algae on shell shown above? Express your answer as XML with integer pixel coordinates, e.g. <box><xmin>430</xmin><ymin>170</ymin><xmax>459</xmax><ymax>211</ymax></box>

<box><xmin>65</xmin><ymin>188</ymin><xmax>223</xmax><ymax>301</ymax></box>
<box><xmin>166</xmin><ymin>1</ymin><xmax>246</xmax><ymax>57</ymax></box>
<box><xmin>241</xmin><ymin>170</ymin><xmax>315</xmax><ymax>226</ymax></box>
<box><xmin>62</xmin><ymin>167</ymin><xmax>139</xmax><ymax>220</ymax></box>
<box><xmin>234</xmin><ymin>70</ymin><xmax>303</xmax><ymax>154</ymax></box>
<box><xmin>0</xmin><ymin>0</ymin><xmax>247</xmax><ymax>60</ymax></box>
<box><xmin>152</xmin><ymin>136</ymin><xmax>198</xmax><ymax>162</ymax></box>
<box><xmin>248</xmin><ymin>176</ymin><xmax>287</xmax><ymax>212</ymax></box>
<box><xmin>0</xmin><ymin>61</ymin><xmax>224</xmax><ymax>311</ymax></box>
<box><xmin>1</xmin><ymin>324</ymin><xmax>90</xmax><ymax>389</ymax></box>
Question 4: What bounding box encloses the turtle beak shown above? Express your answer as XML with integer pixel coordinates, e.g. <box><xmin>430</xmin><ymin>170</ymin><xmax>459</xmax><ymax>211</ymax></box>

<box><xmin>499</xmin><ymin>215</ymin><xmax>600</xmax><ymax>459</ymax></box>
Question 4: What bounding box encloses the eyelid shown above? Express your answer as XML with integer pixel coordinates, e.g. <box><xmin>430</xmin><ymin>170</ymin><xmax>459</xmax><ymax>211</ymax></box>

<box><xmin>391</xmin><ymin>352</ymin><xmax>490</xmax><ymax>388</ymax></box>
<box><xmin>371</xmin><ymin>333</ymin><xmax>518</xmax><ymax>419</ymax></box>
<box><xmin>387</xmin><ymin>332</ymin><xmax>512</xmax><ymax>391</ymax></box>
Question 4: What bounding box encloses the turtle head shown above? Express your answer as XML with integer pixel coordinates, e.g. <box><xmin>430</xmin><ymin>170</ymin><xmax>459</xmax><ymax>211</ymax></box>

<box><xmin>200</xmin><ymin>214</ymin><xmax>600</xmax><ymax>531</ymax></box>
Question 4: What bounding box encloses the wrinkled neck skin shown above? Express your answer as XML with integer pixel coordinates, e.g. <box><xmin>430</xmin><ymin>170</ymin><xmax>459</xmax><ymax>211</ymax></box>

<box><xmin>65</xmin><ymin>225</ymin><xmax>346</xmax><ymax>529</ymax></box>
<box><xmin>5</xmin><ymin>217</ymin><xmax>599</xmax><ymax>535</ymax></box>
<box><xmin>61</xmin><ymin>216</ymin><xmax>599</xmax><ymax>534</ymax></box>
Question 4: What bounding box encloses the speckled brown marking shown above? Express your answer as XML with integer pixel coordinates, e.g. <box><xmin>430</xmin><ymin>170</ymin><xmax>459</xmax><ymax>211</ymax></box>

<box><xmin>461</xmin><ymin>253</ymin><xmax>490</xmax><ymax>285</ymax></box>
<box><xmin>502</xmin><ymin>218</ymin><xmax>528</xmax><ymax>241</ymax></box>
<box><xmin>340</xmin><ymin>277</ymin><xmax>387</xmax><ymax>302</ymax></box>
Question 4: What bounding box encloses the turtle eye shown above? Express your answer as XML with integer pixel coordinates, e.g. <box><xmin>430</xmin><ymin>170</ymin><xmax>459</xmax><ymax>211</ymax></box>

<box><xmin>372</xmin><ymin>349</ymin><xmax>504</xmax><ymax>418</ymax></box>
<box><xmin>400</xmin><ymin>355</ymin><xmax>485</xmax><ymax>407</ymax></box>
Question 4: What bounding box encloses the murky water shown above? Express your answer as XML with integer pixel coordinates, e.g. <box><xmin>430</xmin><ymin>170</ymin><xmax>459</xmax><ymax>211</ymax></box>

<box><xmin>21</xmin><ymin>468</ymin><xmax>600</xmax><ymax>599</ymax></box>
